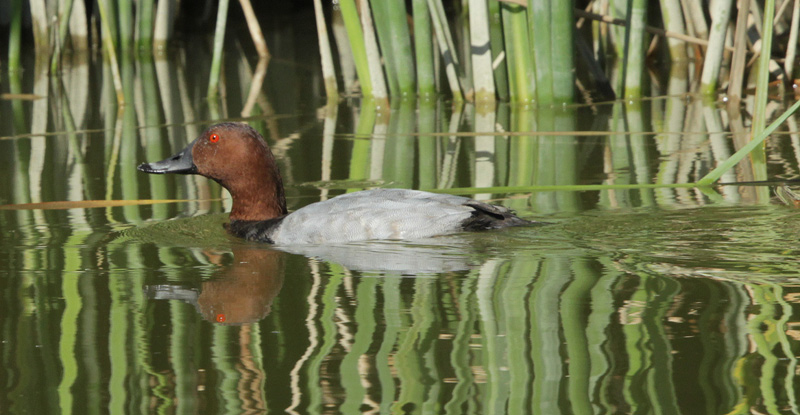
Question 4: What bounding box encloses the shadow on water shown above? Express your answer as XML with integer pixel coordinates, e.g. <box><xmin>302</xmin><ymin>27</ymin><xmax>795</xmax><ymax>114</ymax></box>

<box><xmin>3</xmin><ymin>20</ymin><xmax>800</xmax><ymax>415</ymax></box>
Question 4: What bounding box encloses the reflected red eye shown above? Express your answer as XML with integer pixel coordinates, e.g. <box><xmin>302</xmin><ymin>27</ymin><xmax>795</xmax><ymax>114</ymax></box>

<box><xmin>209</xmin><ymin>133</ymin><xmax>220</xmax><ymax>143</ymax></box>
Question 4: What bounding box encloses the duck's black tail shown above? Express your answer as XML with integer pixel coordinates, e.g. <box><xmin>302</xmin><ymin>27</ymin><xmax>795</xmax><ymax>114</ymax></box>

<box><xmin>461</xmin><ymin>201</ymin><xmax>543</xmax><ymax>231</ymax></box>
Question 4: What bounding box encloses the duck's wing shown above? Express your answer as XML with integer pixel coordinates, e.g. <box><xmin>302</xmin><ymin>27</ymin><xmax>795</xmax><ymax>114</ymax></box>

<box><xmin>268</xmin><ymin>189</ymin><xmax>529</xmax><ymax>245</ymax></box>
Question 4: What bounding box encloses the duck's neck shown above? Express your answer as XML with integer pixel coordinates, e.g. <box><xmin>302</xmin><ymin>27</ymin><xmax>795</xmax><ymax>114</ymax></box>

<box><xmin>227</xmin><ymin>162</ymin><xmax>288</xmax><ymax>222</ymax></box>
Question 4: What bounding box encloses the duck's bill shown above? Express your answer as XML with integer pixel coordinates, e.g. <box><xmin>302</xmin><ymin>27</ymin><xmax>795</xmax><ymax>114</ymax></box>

<box><xmin>137</xmin><ymin>142</ymin><xmax>197</xmax><ymax>174</ymax></box>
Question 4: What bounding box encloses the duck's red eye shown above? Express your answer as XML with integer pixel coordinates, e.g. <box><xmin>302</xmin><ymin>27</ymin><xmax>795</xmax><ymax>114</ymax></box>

<box><xmin>209</xmin><ymin>133</ymin><xmax>220</xmax><ymax>143</ymax></box>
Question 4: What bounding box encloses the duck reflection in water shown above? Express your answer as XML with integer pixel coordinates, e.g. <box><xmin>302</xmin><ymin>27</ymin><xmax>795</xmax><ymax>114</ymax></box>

<box><xmin>144</xmin><ymin>247</ymin><xmax>284</xmax><ymax>325</ymax></box>
<box><xmin>141</xmin><ymin>233</ymin><xmax>493</xmax><ymax>324</ymax></box>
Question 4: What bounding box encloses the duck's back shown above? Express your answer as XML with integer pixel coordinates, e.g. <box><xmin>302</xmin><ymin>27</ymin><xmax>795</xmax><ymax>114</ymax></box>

<box><xmin>254</xmin><ymin>189</ymin><xmax>528</xmax><ymax>245</ymax></box>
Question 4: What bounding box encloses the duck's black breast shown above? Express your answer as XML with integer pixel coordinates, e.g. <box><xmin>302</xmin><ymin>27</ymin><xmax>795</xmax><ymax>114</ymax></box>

<box><xmin>225</xmin><ymin>216</ymin><xmax>287</xmax><ymax>243</ymax></box>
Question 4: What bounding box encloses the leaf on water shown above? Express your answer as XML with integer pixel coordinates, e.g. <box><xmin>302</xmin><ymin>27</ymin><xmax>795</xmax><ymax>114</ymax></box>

<box><xmin>496</xmin><ymin>0</ymin><xmax>526</xmax><ymax>6</ymax></box>
<box><xmin>0</xmin><ymin>199</ymin><xmax>197</xmax><ymax>210</ymax></box>
<box><xmin>0</xmin><ymin>93</ymin><xmax>44</xmax><ymax>101</ymax></box>
<box><xmin>298</xmin><ymin>179</ymin><xmax>386</xmax><ymax>189</ymax></box>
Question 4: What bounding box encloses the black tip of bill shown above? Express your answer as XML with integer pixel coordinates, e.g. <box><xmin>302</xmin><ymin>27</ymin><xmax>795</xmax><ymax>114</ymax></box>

<box><xmin>136</xmin><ymin>143</ymin><xmax>197</xmax><ymax>175</ymax></box>
<box><xmin>136</xmin><ymin>163</ymin><xmax>159</xmax><ymax>173</ymax></box>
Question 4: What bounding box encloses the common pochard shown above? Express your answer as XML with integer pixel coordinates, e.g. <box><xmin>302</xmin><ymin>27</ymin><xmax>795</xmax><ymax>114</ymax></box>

<box><xmin>137</xmin><ymin>122</ymin><xmax>534</xmax><ymax>245</ymax></box>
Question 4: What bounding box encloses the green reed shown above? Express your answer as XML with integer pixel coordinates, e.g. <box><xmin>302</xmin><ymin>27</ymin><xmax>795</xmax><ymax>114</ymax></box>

<box><xmin>97</xmin><ymin>0</ymin><xmax>124</xmax><ymax>105</ymax></box>
<box><xmin>428</xmin><ymin>0</ymin><xmax>463</xmax><ymax>102</ymax></box>
<box><xmin>207</xmin><ymin>0</ymin><xmax>230</xmax><ymax>99</ymax></box>
<box><xmin>502</xmin><ymin>3</ymin><xmax>534</xmax><ymax>103</ymax></box>
<box><xmin>118</xmin><ymin>0</ymin><xmax>133</xmax><ymax>52</ymax></box>
<box><xmin>488</xmin><ymin>0</ymin><xmax>508</xmax><ymax>101</ymax></box>
<box><xmin>137</xmin><ymin>0</ymin><xmax>155</xmax><ymax>50</ymax></box>
<box><xmin>8</xmin><ymin>0</ymin><xmax>22</xmax><ymax>72</ymax></box>
<box><xmin>698</xmin><ymin>0</ymin><xmax>795</xmax><ymax>186</ymax></box>
<box><xmin>413</xmin><ymin>0</ymin><xmax>436</xmax><ymax>98</ymax></box>
<box><xmin>6</xmin><ymin>0</ymin><xmax>800</xmax><ymax>112</ymax></box>
<box><xmin>550</xmin><ymin>0</ymin><xmax>574</xmax><ymax>102</ymax></box>
<box><xmin>368</xmin><ymin>0</ymin><xmax>398</xmax><ymax>96</ymax></box>
<box><xmin>386</xmin><ymin>0</ymin><xmax>416</xmax><ymax>97</ymax></box>
<box><xmin>528</xmin><ymin>0</ymin><xmax>554</xmax><ymax>103</ymax></box>
<box><xmin>752</xmin><ymin>0</ymin><xmax>776</xmax><ymax>137</ymax></box>
<box><xmin>338</xmin><ymin>0</ymin><xmax>373</xmax><ymax>98</ymax></box>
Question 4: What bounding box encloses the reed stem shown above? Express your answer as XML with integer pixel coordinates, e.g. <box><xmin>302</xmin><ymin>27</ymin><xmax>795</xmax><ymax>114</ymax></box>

<box><xmin>385</xmin><ymin>0</ymin><xmax>415</xmax><ymax>97</ymax></box>
<box><xmin>427</xmin><ymin>0</ymin><xmax>463</xmax><ymax>102</ymax></box>
<box><xmin>29</xmin><ymin>0</ymin><xmax>50</xmax><ymax>54</ymax></box>
<box><xmin>752</xmin><ymin>0</ymin><xmax>775</xmax><ymax>136</ymax></box>
<box><xmin>684</xmin><ymin>0</ymin><xmax>708</xmax><ymax>39</ymax></box>
<box><xmin>313</xmin><ymin>0</ymin><xmax>339</xmax><ymax>102</ymax></box>
<box><xmin>207</xmin><ymin>0</ymin><xmax>231</xmax><ymax>99</ymax></box>
<box><xmin>488</xmin><ymin>0</ymin><xmax>509</xmax><ymax>101</ymax></box>
<box><xmin>529</xmin><ymin>0</ymin><xmax>553</xmax><ymax>103</ymax></box>
<box><xmin>727</xmin><ymin>0</ymin><xmax>752</xmax><ymax>100</ymax></box>
<box><xmin>97</xmin><ymin>0</ymin><xmax>125</xmax><ymax>105</ymax></box>
<box><xmin>622</xmin><ymin>0</ymin><xmax>646</xmax><ymax>99</ymax></box>
<box><xmin>369</xmin><ymin>0</ymin><xmax>399</xmax><ymax>96</ymax></box>
<box><xmin>700</xmin><ymin>0</ymin><xmax>734</xmax><ymax>94</ymax></box>
<box><xmin>469</xmin><ymin>0</ymin><xmax>495</xmax><ymax>102</ymax></box>
<box><xmin>68</xmin><ymin>0</ymin><xmax>88</xmax><ymax>50</ymax></box>
<box><xmin>153</xmin><ymin>0</ymin><xmax>175</xmax><ymax>51</ymax></box>
<box><xmin>138</xmin><ymin>0</ymin><xmax>155</xmax><ymax>50</ymax></box>
<box><xmin>339</xmin><ymin>0</ymin><xmax>373</xmax><ymax>98</ymax></box>
<box><xmin>460</xmin><ymin>0</ymin><xmax>473</xmax><ymax>98</ymax></box>
<box><xmin>784</xmin><ymin>0</ymin><xmax>800</xmax><ymax>81</ymax></box>
<box><xmin>502</xmin><ymin>3</ymin><xmax>535</xmax><ymax>102</ymax></box>
<box><xmin>551</xmin><ymin>0</ymin><xmax>574</xmax><ymax>102</ymax></box>
<box><xmin>658</xmin><ymin>0</ymin><xmax>687</xmax><ymax>61</ymax></box>
<box><xmin>119</xmin><ymin>0</ymin><xmax>133</xmax><ymax>51</ymax></box>
<box><xmin>359</xmin><ymin>0</ymin><xmax>388</xmax><ymax>103</ymax></box>
<box><xmin>413</xmin><ymin>0</ymin><xmax>436</xmax><ymax>98</ymax></box>
<box><xmin>8</xmin><ymin>0</ymin><xmax>22</xmax><ymax>72</ymax></box>
<box><xmin>697</xmin><ymin>98</ymin><xmax>800</xmax><ymax>185</ymax></box>
<box><xmin>239</xmin><ymin>0</ymin><xmax>270</xmax><ymax>58</ymax></box>
<box><xmin>50</xmin><ymin>0</ymin><xmax>75</xmax><ymax>73</ymax></box>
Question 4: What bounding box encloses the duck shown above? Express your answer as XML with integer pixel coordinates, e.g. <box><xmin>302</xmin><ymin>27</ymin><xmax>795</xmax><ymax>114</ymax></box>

<box><xmin>137</xmin><ymin>122</ymin><xmax>535</xmax><ymax>245</ymax></box>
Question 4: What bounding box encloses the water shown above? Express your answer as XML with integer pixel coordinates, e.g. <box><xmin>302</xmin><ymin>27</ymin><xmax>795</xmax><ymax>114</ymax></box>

<box><xmin>2</xmin><ymin>29</ymin><xmax>800</xmax><ymax>415</ymax></box>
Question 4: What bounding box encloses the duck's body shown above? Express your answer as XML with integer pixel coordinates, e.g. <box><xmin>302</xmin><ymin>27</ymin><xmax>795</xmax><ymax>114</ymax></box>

<box><xmin>228</xmin><ymin>188</ymin><xmax>529</xmax><ymax>244</ymax></box>
<box><xmin>138</xmin><ymin>123</ymin><xmax>534</xmax><ymax>245</ymax></box>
